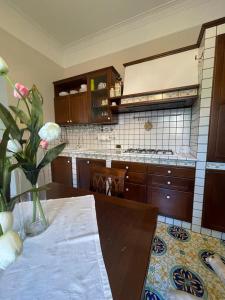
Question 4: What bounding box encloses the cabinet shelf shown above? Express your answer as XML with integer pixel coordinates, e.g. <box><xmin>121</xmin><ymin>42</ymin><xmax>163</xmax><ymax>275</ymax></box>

<box><xmin>110</xmin><ymin>85</ymin><xmax>199</xmax><ymax>113</ymax></box>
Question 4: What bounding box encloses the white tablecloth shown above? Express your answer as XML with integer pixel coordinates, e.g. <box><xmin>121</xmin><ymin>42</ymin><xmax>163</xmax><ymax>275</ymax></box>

<box><xmin>0</xmin><ymin>196</ymin><xmax>113</xmax><ymax>300</ymax></box>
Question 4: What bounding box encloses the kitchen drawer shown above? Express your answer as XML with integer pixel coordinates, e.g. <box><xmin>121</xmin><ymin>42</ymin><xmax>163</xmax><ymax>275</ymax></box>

<box><xmin>148</xmin><ymin>175</ymin><xmax>194</xmax><ymax>192</ymax></box>
<box><xmin>124</xmin><ymin>183</ymin><xmax>147</xmax><ymax>203</ymax></box>
<box><xmin>125</xmin><ymin>172</ymin><xmax>147</xmax><ymax>184</ymax></box>
<box><xmin>148</xmin><ymin>164</ymin><xmax>195</xmax><ymax>179</ymax></box>
<box><xmin>112</xmin><ymin>160</ymin><xmax>147</xmax><ymax>173</ymax></box>
<box><xmin>147</xmin><ymin>187</ymin><xmax>193</xmax><ymax>222</ymax></box>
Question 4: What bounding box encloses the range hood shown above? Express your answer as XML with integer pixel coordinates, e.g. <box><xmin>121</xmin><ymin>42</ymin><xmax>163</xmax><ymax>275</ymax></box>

<box><xmin>123</xmin><ymin>48</ymin><xmax>199</xmax><ymax>95</ymax></box>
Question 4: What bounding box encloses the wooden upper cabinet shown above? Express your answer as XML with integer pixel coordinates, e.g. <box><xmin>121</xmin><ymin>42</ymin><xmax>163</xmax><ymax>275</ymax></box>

<box><xmin>54</xmin><ymin>96</ymin><xmax>70</xmax><ymax>125</ymax></box>
<box><xmin>70</xmin><ymin>93</ymin><xmax>89</xmax><ymax>124</ymax></box>
<box><xmin>53</xmin><ymin>66</ymin><xmax>120</xmax><ymax>125</ymax></box>
<box><xmin>202</xmin><ymin>169</ymin><xmax>225</xmax><ymax>232</ymax></box>
<box><xmin>207</xmin><ymin>33</ymin><xmax>225</xmax><ymax>162</ymax></box>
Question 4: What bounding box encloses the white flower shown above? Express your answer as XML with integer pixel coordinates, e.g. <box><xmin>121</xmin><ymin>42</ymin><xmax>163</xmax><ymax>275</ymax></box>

<box><xmin>0</xmin><ymin>212</ymin><xmax>13</xmax><ymax>233</ymax></box>
<box><xmin>0</xmin><ymin>56</ymin><xmax>9</xmax><ymax>76</ymax></box>
<box><xmin>38</xmin><ymin>122</ymin><xmax>61</xmax><ymax>142</ymax></box>
<box><xmin>7</xmin><ymin>139</ymin><xmax>22</xmax><ymax>154</ymax></box>
<box><xmin>0</xmin><ymin>230</ymin><xmax>23</xmax><ymax>270</ymax></box>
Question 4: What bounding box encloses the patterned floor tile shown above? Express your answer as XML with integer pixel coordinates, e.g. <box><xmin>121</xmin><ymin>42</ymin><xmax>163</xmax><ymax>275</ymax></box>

<box><xmin>145</xmin><ymin>222</ymin><xmax>225</xmax><ymax>300</ymax></box>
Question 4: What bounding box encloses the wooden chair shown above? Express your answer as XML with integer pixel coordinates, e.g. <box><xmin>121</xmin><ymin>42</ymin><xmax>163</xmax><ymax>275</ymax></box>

<box><xmin>90</xmin><ymin>166</ymin><xmax>126</xmax><ymax>197</ymax></box>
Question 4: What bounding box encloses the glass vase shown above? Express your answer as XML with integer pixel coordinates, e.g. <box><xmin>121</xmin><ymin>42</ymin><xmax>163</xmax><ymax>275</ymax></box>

<box><xmin>19</xmin><ymin>168</ymin><xmax>49</xmax><ymax>237</ymax></box>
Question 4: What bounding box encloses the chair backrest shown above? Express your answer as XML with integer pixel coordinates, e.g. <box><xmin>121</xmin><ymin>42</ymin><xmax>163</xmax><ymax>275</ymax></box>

<box><xmin>90</xmin><ymin>166</ymin><xmax>126</xmax><ymax>197</ymax></box>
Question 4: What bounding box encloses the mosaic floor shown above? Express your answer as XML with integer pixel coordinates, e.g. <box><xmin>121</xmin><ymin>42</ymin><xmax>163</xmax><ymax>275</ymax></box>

<box><xmin>145</xmin><ymin>222</ymin><xmax>225</xmax><ymax>300</ymax></box>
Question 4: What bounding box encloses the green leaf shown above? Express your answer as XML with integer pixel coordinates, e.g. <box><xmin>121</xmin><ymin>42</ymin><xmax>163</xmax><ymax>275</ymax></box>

<box><xmin>30</xmin><ymin>85</ymin><xmax>43</xmax><ymax>132</ymax></box>
<box><xmin>9</xmin><ymin>106</ymin><xmax>30</xmax><ymax>126</ymax></box>
<box><xmin>0</xmin><ymin>128</ymin><xmax>10</xmax><ymax>189</ymax></box>
<box><xmin>0</xmin><ymin>103</ymin><xmax>21</xmax><ymax>140</ymax></box>
<box><xmin>38</xmin><ymin>143</ymin><xmax>66</xmax><ymax>169</ymax></box>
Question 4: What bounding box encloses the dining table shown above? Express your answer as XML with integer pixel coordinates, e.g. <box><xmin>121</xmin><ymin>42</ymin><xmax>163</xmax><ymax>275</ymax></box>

<box><xmin>45</xmin><ymin>182</ymin><xmax>158</xmax><ymax>300</ymax></box>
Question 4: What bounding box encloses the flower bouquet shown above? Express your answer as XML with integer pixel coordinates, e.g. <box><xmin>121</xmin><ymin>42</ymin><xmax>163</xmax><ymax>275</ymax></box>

<box><xmin>0</xmin><ymin>56</ymin><xmax>66</xmax><ymax>236</ymax></box>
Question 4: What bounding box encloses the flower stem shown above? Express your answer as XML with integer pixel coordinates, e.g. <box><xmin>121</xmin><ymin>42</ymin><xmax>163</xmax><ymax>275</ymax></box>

<box><xmin>32</xmin><ymin>189</ymin><xmax>37</xmax><ymax>223</ymax></box>
<box><xmin>36</xmin><ymin>197</ymin><xmax>48</xmax><ymax>226</ymax></box>
<box><xmin>0</xmin><ymin>224</ymin><xmax>3</xmax><ymax>236</ymax></box>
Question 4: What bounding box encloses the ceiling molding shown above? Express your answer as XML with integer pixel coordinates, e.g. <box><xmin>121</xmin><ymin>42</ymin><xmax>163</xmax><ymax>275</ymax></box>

<box><xmin>0</xmin><ymin>0</ymin><xmax>225</xmax><ymax>68</ymax></box>
<box><xmin>0</xmin><ymin>1</ymin><xmax>63</xmax><ymax>66</ymax></box>
<box><xmin>62</xmin><ymin>0</ymin><xmax>225</xmax><ymax>68</ymax></box>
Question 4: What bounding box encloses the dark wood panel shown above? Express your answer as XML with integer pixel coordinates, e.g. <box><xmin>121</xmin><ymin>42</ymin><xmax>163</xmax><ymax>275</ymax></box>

<box><xmin>51</xmin><ymin>156</ymin><xmax>73</xmax><ymax>186</ymax></box>
<box><xmin>46</xmin><ymin>183</ymin><xmax>158</xmax><ymax>300</ymax></box>
<box><xmin>124</xmin><ymin>183</ymin><xmax>147</xmax><ymax>203</ymax></box>
<box><xmin>202</xmin><ymin>169</ymin><xmax>225</xmax><ymax>232</ymax></box>
<box><xmin>147</xmin><ymin>187</ymin><xmax>193</xmax><ymax>222</ymax></box>
<box><xmin>148</xmin><ymin>164</ymin><xmax>195</xmax><ymax>179</ymax></box>
<box><xmin>125</xmin><ymin>172</ymin><xmax>147</xmax><ymax>184</ymax></box>
<box><xmin>207</xmin><ymin>34</ymin><xmax>225</xmax><ymax>162</ymax></box>
<box><xmin>148</xmin><ymin>174</ymin><xmax>194</xmax><ymax>192</ymax></box>
<box><xmin>112</xmin><ymin>160</ymin><xmax>147</xmax><ymax>173</ymax></box>
<box><xmin>76</xmin><ymin>157</ymin><xmax>106</xmax><ymax>190</ymax></box>
<box><xmin>54</xmin><ymin>96</ymin><xmax>70</xmax><ymax>125</ymax></box>
<box><xmin>70</xmin><ymin>93</ymin><xmax>89</xmax><ymax>124</ymax></box>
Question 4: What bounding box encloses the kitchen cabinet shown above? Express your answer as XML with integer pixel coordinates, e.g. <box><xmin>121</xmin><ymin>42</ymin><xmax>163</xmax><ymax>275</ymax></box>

<box><xmin>202</xmin><ymin>169</ymin><xmax>225</xmax><ymax>232</ymax></box>
<box><xmin>53</xmin><ymin>66</ymin><xmax>120</xmax><ymax>125</ymax></box>
<box><xmin>207</xmin><ymin>33</ymin><xmax>225</xmax><ymax>162</ymax></box>
<box><xmin>88</xmin><ymin>67</ymin><xmax>119</xmax><ymax>124</ymax></box>
<box><xmin>76</xmin><ymin>157</ymin><xmax>106</xmax><ymax>190</ymax></box>
<box><xmin>111</xmin><ymin>161</ymin><xmax>147</xmax><ymax>203</ymax></box>
<box><xmin>147</xmin><ymin>164</ymin><xmax>195</xmax><ymax>222</ymax></box>
<box><xmin>51</xmin><ymin>156</ymin><xmax>73</xmax><ymax>186</ymax></box>
<box><xmin>54</xmin><ymin>93</ymin><xmax>89</xmax><ymax>125</ymax></box>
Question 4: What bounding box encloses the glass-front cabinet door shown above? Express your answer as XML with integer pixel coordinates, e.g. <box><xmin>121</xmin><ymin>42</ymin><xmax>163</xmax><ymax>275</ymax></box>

<box><xmin>88</xmin><ymin>68</ymin><xmax>118</xmax><ymax>124</ymax></box>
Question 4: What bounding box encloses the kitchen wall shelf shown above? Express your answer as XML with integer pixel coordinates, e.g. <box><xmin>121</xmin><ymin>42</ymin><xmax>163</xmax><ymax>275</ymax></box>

<box><xmin>109</xmin><ymin>84</ymin><xmax>199</xmax><ymax>113</ymax></box>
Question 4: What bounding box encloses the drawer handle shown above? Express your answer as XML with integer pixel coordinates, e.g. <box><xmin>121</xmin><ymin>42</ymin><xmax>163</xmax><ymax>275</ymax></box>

<box><xmin>167</xmin><ymin>170</ymin><xmax>172</xmax><ymax>174</ymax></box>
<box><xmin>166</xmin><ymin>195</ymin><xmax>171</xmax><ymax>199</ymax></box>
<box><xmin>86</xmin><ymin>160</ymin><xmax>90</xmax><ymax>164</ymax></box>
<box><xmin>125</xmin><ymin>166</ymin><xmax>129</xmax><ymax>170</ymax></box>
<box><xmin>125</xmin><ymin>188</ymin><xmax>129</xmax><ymax>192</ymax></box>
<box><xmin>126</xmin><ymin>175</ymin><xmax>129</xmax><ymax>179</ymax></box>
<box><xmin>167</xmin><ymin>181</ymin><xmax>171</xmax><ymax>185</ymax></box>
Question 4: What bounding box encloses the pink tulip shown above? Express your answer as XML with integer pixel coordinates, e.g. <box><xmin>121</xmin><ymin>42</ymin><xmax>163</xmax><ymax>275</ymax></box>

<box><xmin>14</xmin><ymin>83</ymin><xmax>29</xmax><ymax>99</ymax></box>
<box><xmin>40</xmin><ymin>140</ymin><xmax>48</xmax><ymax>150</ymax></box>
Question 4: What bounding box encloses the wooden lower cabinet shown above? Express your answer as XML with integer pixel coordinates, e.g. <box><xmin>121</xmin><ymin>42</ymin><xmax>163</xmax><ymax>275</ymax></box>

<box><xmin>76</xmin><ymin>157</ymin><xmax>106</xmax><ymax>190</ymax></box>
<box><xmin>202</xmin><ymin>169</ymin><xmax>225</xmax><ymax>232</ymax></box>
<box><xmin>112</xmin><ymin>160</ymin><xmax>147</xmax><ymax>202</ymax></box>
<box><xmin>147</xmin><ymin>187</ymin><xmax>193</xmax><ymax>222</ymax></box>
<box><xmin>147</xmin><ymin>164</ymin><xmax>195</xmax><ymax>222</ymax></box>
<box><xmin>124</xmin><ymin>183</ymin><xmax>146</xmax><ymax>203</ymax></box>
<box><xmin>51</xmin><ymin>156</ymin><xmax>73</xmax><ymax>186</ymax></box>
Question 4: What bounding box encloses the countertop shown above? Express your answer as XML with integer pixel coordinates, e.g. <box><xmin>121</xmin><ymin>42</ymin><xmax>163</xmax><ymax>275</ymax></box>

<box><xmin>60</xmin><ymin>148</ymin><xmax>197</xmax><ymax>167</ymax></box>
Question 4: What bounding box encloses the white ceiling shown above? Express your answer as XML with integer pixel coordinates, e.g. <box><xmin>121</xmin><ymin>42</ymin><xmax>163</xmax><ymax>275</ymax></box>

<box><xmin>7</xmin><ymin>0</ymin><xmax>174</xmax><ymax>45</ymax></box>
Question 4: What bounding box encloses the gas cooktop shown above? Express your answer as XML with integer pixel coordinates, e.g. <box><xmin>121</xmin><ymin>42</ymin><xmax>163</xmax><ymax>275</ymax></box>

<box><xmin>124</xmin><ymin>148</ymin><xmax>174</xmax><ymax>155</ymax></box>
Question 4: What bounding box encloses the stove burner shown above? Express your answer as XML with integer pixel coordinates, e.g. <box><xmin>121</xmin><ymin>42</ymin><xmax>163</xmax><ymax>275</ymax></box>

<box><xmin>124</xmin><ymin>148</ymin><xmax>174</xmax><ymax>155</ymax></box>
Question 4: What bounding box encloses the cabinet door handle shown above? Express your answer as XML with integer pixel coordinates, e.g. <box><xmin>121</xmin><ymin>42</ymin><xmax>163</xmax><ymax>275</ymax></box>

<box><xmin>70</xmin><ymin>120</ymin><xmax>72</xmax><ymax>123</ymax></box>
<box><xmin>125</xmin><ymin>166</ymin><xmax>129</xmax><ymax>170</ymax></box>
<box><xmin>126</xmin><ymin>175</ymin><xmax>129</xmax><ymax>179</ymax></box>
<box><xmin>125</xmin><ymin>188</ymin><xmax>129</xmax><ymax>192</ymax></box>
<box><xmin>67</xmin><ymin>120</ymin><xmax>69</xmax><ymax>123</ymax></box>
<box><xmin>167</xmin><ymin>170</ymin><xmax>172</xmax><ymax>174</ymax></box>
<box><xmin>166</xmin><ymin>195</ymin><xmax>171</xmax><ymax>199</ymax></box>
<box><xmin>67</xmin><ymin>160</ymin><xmax>70</xmax><ymax>164</ymax></box>
<box><xmin>167</xmin><ymin>181</ymin><xmax>171</xmax><ymax>185</ymax></box>
<box><xmin>107</xmin><ymin>117</ymin><xmax>111</xmax><ymax>120</ymax></box>
<box><xmin>86</xmin><ymin>160</ymin><xmax>90</xmax><ymax>164</ymax></box>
